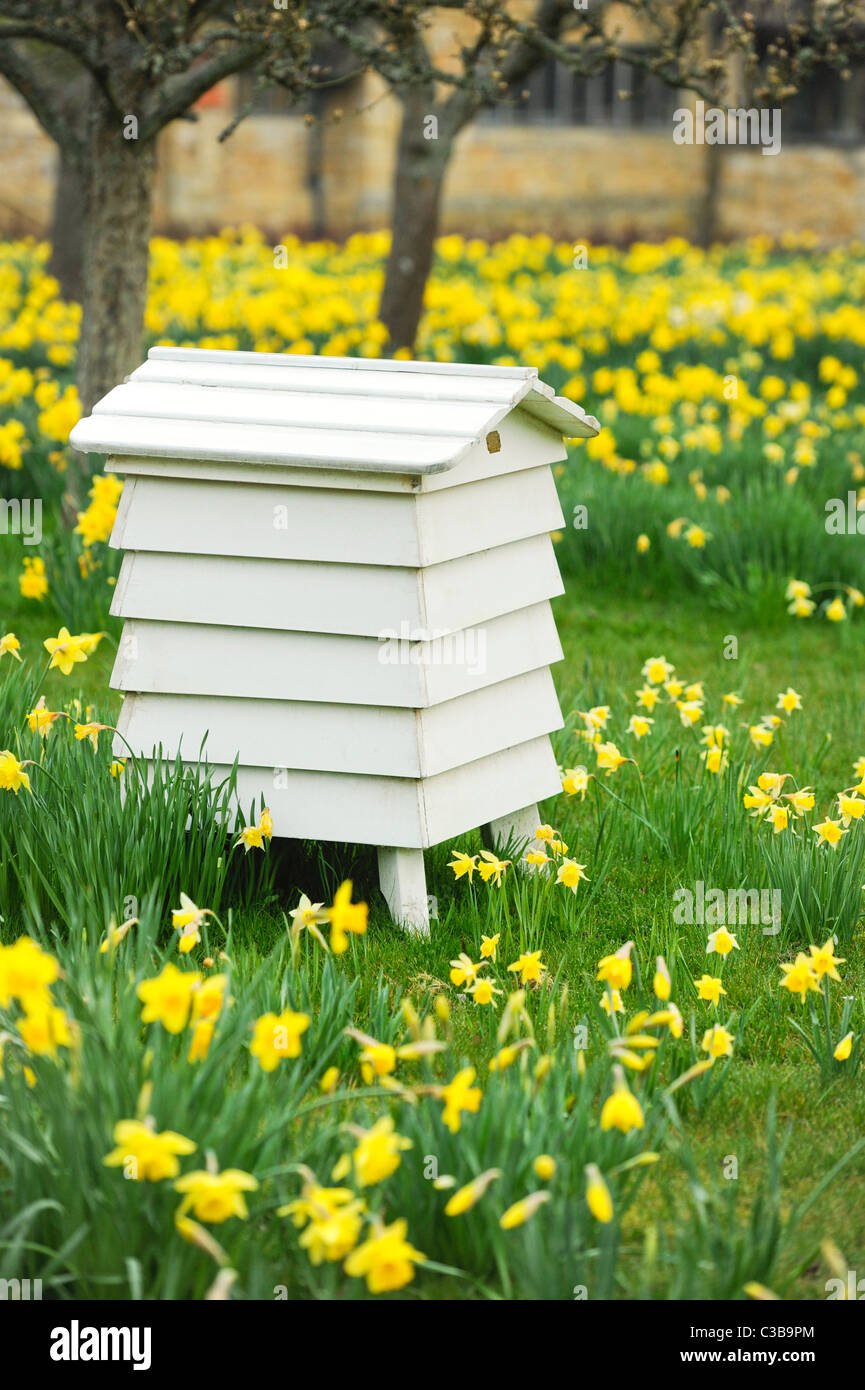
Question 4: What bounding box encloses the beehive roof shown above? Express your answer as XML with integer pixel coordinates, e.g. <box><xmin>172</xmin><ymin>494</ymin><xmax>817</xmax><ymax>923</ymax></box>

<box><xmin>70</xmin><ymin>347</ymin><xmax>600</xmax><ymax>475</ymax></box>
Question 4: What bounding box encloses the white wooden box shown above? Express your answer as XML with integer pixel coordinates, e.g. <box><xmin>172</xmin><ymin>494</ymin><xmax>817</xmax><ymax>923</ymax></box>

<box><xmin>70</xmin><ymin>348</ymin><xmax>599</xmax><ymax>932</ymax></box>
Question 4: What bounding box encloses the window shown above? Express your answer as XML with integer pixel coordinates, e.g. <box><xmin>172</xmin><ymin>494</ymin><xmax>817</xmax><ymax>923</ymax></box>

<box><xmin>753</xmin><ymin>26</ymin><xmax>865</xmax><ymax>144</ymax></box>
<box><xmin>481</xmin><ymin>55</ymin><xmax>677</xmax><ymax>128</ymax></box>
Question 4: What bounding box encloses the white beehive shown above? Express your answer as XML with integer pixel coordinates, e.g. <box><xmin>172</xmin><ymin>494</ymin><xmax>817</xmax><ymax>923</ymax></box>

<box><xmin>70</xmin><ymin>347</ymin><xmax>599</xmax><ymax>933</ymax></box>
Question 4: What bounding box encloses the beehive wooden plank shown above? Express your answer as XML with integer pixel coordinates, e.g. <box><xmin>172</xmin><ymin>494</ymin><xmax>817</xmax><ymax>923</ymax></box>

<box><xmin>100</xmin><ymin>408</ymin><xmax>567</xmax><ymax>495</ymax></box>
<box><xmin>416</xmin><ymin>469</ymin><xmax>564</xmax><ymax>566</ymax></box>
<box><xmin>135</xmin><ymin>732</ymin><xmax>560</xmax><ymax>849</ymax></box>
<box><xmin>230</xmin><ymin>762</ymin><xmax>425</xmax><ymax>847</ymax></box>
<box><xmin>418</xmin><ymin>667</ymin><xmax>563</xmax><ymax>777</ymax></box>
<box><xmin>110</xmin><ymin>533</ymin><xmax>563</xmax><ymax>637</ymax></box>
<box><xmin>110</xmin><ymin>474</ymin><xmax>421</xmax><ymax>565</ymax></box>
<box><xmin>115</xmin><ymin>691</ymin><xmax>423</xmax><ymax>777</ymax></box>
<box><xmin>417</xmin><ymin>535</ymin><xmax>563</xmax><ymax>632</ymax></box>
<box><xmin>110</xmin><ymin>551</ymin><xmax>422</xmax><ymax>637</ymax></box>
<box><xmin>113</xmin><ymin>666</ymin><xmax>563</xmax><ymax>779</ymax></box>
<box><xmin>110</xmin><ymin>601</ymin><xmax>563</xmax><ymax>708</ymax></box>
<box><xmin>420</xmin><ymin>735</ymin><xmax>562</xmax><ymax>846</ymax></box>
<box><xmin>96</xmin><ymin>380</ymin><xmax>505</xmax><ymax>440</ymax></box>
<box><xmin>133</xmin><ymin>355</ymin><xmax>536</xmax><ymax>403</ymax></box>
<box><xmin>148</xmin><ymin>344</ymin><xmax>541</xmax><ymax>379</ymax></box>
<box><xmin>72</xmin><ymin>412</ymin><xmax>477</xmax><ymax>474</ymax></box>
<box><xmin>110</xmin><ymin>466</ymin><xmax>565</xmax><ymax>568</ymax></box>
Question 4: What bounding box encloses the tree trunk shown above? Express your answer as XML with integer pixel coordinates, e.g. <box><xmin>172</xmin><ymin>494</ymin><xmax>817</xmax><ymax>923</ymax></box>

<box><xmin>70</xmin><ymin>105</ymin><xmax>156</xmax><ymax>510</ymax></box>
<box><xmin>305</xmin><ymin>88</ymin><xmax>326</xmax><ymax>239</ymax></box>
<box><xmin>77</xmin><ymin>110</ymin><xmax>156</xmax><ymax>419</ymax></box>
<box><xmin>48</xmin><ymin>147</ymin><xmax>85</xmax><ymax>302</ymax></box>
<box><xmin>695</xmin><ymin>141</ymin><xmax>724</xmax><ymax>249</ymax></box>
<box><xmin>378</xmin><ymin>92</ymin><xmax>455</xmax><ymax>353</ymax></box>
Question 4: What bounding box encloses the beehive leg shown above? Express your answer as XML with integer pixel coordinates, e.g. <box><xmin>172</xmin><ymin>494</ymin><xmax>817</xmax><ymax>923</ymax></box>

<box><xmin>482</xmin><ymin>802</ymin><xmax>545</xmax><ymax>868</ymax></box>
<box><xmin>377</xmin><ymin>847</ymin><xmax>430</xmax><ymax>936</ymax></box>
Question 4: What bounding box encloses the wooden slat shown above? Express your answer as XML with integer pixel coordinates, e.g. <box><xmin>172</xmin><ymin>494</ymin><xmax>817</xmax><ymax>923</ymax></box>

<box><xmin>148</xmin><ymin>344</ymin><xmax>539</xmax><ymax>380</ymax></box>
<box><xmin>417</xmin><ymin>468</ymin><xmax>564</xmax><ymax>566</ymax></box>
<box><xmin>419</xmin><ymin>668</ymin><xmax>563</xmax><ymax>777</ymax></box>
<box><xmin>102</xmin><ymin>408</ymin><xmax>567</xmax><ymax>495</ymax></box>
<box><xmin>71</xmin><ymin>413</ymin><xmax>475</xmax><ymax>474</ymax></box>
<box><xmin>110</xmin><ymin>600</ymin><xmax>563</xmax><ymax>708</ymax></box>
<box><xmin>114</xmin><ymin>667</ymin><xmax>563</xmax><ymax>779</ymax></box>
<box><xmin>111</xmin><ymin>533</ymin><xmax>563</xmax><ymax>637</ymax></box>
<box><xmin>419</xmin><ymin>534</ymin><xmax>563</xmax><ymax>632</ymax></box>
<box><xmin>130</xmin><ymin>733</ymin><xmax>561</xmax><ymax>848</ymax></box>
<box><xmin>523</xmin><ymin>393</ymin><xmax>601</xmax><ymax>437</ymax></box>
<box><xmin>421</xmin><ymin>734</ymin><xmax>562</xmax><ymax>846</ymax></box>
<box><xmin>132</xmin><ymin>356</ymin><xmax>532</xmax><ymax>405</ymax></box>
<box><xmin>110</xmin><ymin>465</ymin><xmax>565</xmax><ymax>568</ymax></box>
<box><xmin>96</xmin><ymin>381</ymin><xmax>504</xmax><ymax>440</ymax></box>
<box><xmin>116</xmin><ymin>691</ymin><xmax>422</xmax><ymax>778</ymax></box>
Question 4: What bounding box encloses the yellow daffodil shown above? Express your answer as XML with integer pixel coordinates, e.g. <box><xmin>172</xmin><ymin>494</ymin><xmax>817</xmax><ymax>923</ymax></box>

<box><xmin>584</xmin><ymin>1164</ymin><xmax>613</xmax><ymax>1223</ymax></box>
<box><xmin>103</xmin><ymin>1120</ymin><xmax>196</xmax><ymax>1181</ymax></box>
<box><xmin>477</xmin><ymin>850</ymin><xmax>511</xmax><ymax>885</ymax></box>
<box><xmin>776</xmin><ymin>687</ymin><xmax>802</xmax><ymax>713</ymax></box>
<box><xmin>706</xmin><ymin>927</ymin><xmax>739</xmax><ymax>956</ymax></box>
<box><xmin>779</xmin><ymin>953</ymin><xmax>821</xmax><ymax>1003</ymax></box>
<box><xmin>808</xmin><ymin>938</ymin><xmax>844</xmax><ymax>981</ymax></box>
<box><xmin>343</xmin><ymin>1116</ymin><xmax>412</xmax><ymax>1187</ymax></box>
<box><xmin>444</xmin><ymin>1169</ymin><xmax>501</xmax><ymax>1216</ymax></box>
<box><xmin>499</xmin><ymin>1191</ymin><xmax>551</xmax><ymax>1230</ymax></box>
<box><xmin>0</xmin><ymin>631</ymin><xmax>21</xmax><ymax>661</ymax></box>
<box><xmin>250</xmin><ymin>1009</ymin><xmax>310</xmax><ymax>1070</ymax></box>
<box><xmin>813</xmin><ymin>819</ymin><xmax>846</xmax><ymax>848</ymax></box>
<box><xmin>343</xmin><ymin>1218</ymin><xmax>426</xmax><ymax>1293</ymax></box>
<box><xmin>556</xmin><ymin>858</ymin><xmax>589</xmax><ymax>892</ymax></box>
<box><xmin>138</xmin><ymin>963</ymin><xmax>202</xmax><ymax>1034</ymax></box>
<box><xmin>440</xmin><ymin>1067</ymin><xmax>482</xmax><ymax>1133</ymax></box>
<box><xmin>507</xmin><ymin>950</ymin><xmax>544</xmax><ymax>985</ymax></box>
<box><xmin>43</xmin><ymin>625</ymin><xmax>87</xmax><ymax>675</ymax></box>
<box><xmin>325</xmin><ymin>880</ymin><xmax>368</xmax><ymax>953</ymax></box>
<box><xmin>448</xmin><ymin>850</ymin><xmax>477</xmax><ymax>881</ymax></box>
<box><xmin>834</xmin><ymin>1032</ymin><xmax>854</xmax><ymax>1062</ymax></box>
<box><xmin>701</xmin><ymin>1025</ymin><xmax>734</xmax><ymax>1058</ymax></box>
<box><xmin>175</xmin><ymin>1167</ymin><xmax>258</xmax><ymax>1223</ymax></box>
<box><xmin>600</xmin><ymin>1067</ymin><xmax>644</xmax><ymax>1133</ymax></box>
<box><xmin>0</xmin><ymin>749</ymin><xmax>31</xmax><ymax>794</ymax></box>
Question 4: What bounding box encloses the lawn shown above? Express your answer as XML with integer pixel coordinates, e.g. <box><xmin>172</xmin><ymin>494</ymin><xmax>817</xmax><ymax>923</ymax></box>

<box><xmin>1</xmin><ymin>231</ymin><xmax>864</xmax><ymax>1301</ymax></box>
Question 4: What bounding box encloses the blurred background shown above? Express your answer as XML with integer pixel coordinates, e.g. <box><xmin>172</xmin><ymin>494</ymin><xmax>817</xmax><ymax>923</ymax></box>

<box><xmin>3</xmin><ymin>9</ymin><xmax>865</xmax><ymax>253</ymax></box>
<box><xmin>1</xmin><ymin>1</ymin><xmax>864</xmax><ymax>633</ymax></box>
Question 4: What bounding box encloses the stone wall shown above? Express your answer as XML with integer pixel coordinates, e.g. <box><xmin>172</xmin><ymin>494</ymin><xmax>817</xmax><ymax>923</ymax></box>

<box><xmin>2</xmin><ymin>75</ymin><xmax>864</xmax><ymax>246</ymax></box>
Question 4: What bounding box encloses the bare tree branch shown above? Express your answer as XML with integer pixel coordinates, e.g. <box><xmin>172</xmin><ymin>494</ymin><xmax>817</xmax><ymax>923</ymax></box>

<box><xmin>0</xmin><ymin>40</ymin><xmax>84</xmax><ymax>158</ymax></box>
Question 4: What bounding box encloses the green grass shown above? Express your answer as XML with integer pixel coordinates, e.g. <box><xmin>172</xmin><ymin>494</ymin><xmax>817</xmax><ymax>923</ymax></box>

<box><xmin>3</xmin><ymin>570</ymin><xmax>864</xmax><ymax>1299</ymax></box>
